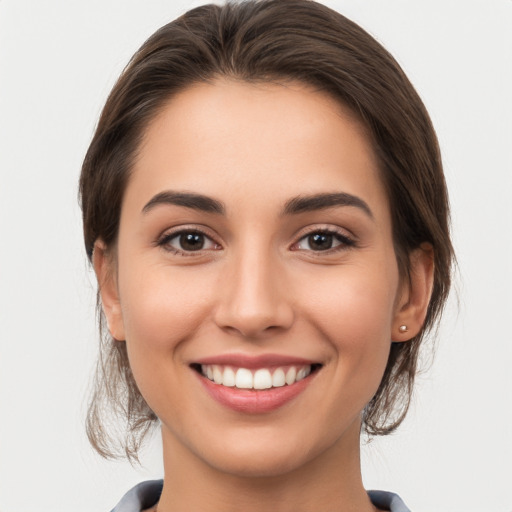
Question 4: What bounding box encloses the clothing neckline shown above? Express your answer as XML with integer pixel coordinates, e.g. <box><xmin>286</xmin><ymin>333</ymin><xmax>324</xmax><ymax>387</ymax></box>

<box><xmin>110</xmin><ymin>479</ymin><xmax>411</xmax><ymax>512</ymax></box>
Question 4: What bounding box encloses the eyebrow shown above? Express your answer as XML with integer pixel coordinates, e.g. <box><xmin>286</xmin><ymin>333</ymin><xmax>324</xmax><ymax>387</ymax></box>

<box><xmin>142</xmin><ymin>190</ymin><xmax>373</xmax><ymax>219</ymax></box>
<box><xmin>142</xmin><ymin>191</ymin><xmax>225</xmax><ymax>215</ymax></box>
<box><xmin>282</xmin><ymin>192</ymin><xmax>373</xmax><ymax>219</ymax></box>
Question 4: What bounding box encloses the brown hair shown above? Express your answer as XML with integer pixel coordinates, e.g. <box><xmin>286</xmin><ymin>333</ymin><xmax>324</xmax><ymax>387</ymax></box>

<box><xmin>80</xmin><ymin>0</ymin><xmax>454</xmax><ymax>460</ymax></box>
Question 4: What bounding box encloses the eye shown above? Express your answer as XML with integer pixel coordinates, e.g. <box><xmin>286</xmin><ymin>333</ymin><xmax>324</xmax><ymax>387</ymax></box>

<box><xmin>158</xmin><ymin>230</ymin><xmax>220</xmax><ymax>254</ymax></box>
<box><xmin>294</xmin><ymin>230</ymin><xmax>354</xmax><ymax>252</ymax></box>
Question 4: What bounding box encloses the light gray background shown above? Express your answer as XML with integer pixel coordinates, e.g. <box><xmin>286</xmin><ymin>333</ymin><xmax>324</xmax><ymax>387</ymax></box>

<box><xmin>1</xmin><ymin>1</ymin><xmax>511</xmax><ymax>511</ymax></box>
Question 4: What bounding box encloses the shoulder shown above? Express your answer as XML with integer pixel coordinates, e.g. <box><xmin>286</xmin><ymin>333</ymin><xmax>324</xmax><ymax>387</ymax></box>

<box><xmin>110</xmin><ymin>480</ymin><xmax>163</xmax><ymax>512</ymax></box>
<box><xmin>368</xmin><ymin>490</ymin><xmax>412</xmax><ymax>512</ymax></box>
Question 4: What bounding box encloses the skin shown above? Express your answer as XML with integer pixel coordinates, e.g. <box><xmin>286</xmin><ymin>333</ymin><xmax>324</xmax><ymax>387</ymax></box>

<box><xmin>95</xmin><ymin>80</ymin><xmax>434</xmax><ymax>512</ymax></box>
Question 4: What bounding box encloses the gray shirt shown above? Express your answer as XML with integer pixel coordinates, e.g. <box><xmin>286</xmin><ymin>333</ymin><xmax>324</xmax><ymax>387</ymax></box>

<box><xmin>110</xmin><ymin>480</ymin><xmax>411</xmax><ymax>511</ymax></box>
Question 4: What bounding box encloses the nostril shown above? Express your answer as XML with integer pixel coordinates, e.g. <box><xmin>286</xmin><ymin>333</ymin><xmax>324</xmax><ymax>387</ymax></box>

<box><xmin>213</xmin><ymin>273</ymin><xmax>295</xmax><ymax>338</ymax></box>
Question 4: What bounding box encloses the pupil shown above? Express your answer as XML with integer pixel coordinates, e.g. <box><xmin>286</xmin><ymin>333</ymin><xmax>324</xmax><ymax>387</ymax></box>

<box><xmin>309</xmin><ymin>233</ymin><xmax>332</xmax><ymax>251</ymax></box>
<box><xmin>180</xmin><ymin>233</ymin><xmax>204</xmax><ymax>251</ymax></box>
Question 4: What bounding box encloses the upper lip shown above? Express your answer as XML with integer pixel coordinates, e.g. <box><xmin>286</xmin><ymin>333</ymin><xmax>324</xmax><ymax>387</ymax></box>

<box><xmin>192</xmin><ymin>353</ymin><xmax>319</xmax><ymax>369</ymax></box>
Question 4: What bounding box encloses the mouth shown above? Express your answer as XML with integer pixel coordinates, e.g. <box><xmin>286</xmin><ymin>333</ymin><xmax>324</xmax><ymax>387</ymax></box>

<box><xmin>190</xmin><ymin>356</ymin><xmax>322</xmax><ymax>413</ymax></box>
<box><xmin>191</xmin><ymin>363</ymin><xmax>321</xmax><ymax>390</ymax></box>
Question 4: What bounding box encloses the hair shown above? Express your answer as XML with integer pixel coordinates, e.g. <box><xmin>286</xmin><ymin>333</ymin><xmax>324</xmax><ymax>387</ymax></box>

<box><xmin>80</xmin><ymin>0</ymin><xmax>454</xmax><ymax>461</ymax></box>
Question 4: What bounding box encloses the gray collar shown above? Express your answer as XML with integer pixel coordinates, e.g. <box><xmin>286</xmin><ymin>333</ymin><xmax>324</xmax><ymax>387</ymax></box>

<box><xmin>111</xmin><ymin>480</ymin><xmax>411</xmax><ymax>512</ymax></box>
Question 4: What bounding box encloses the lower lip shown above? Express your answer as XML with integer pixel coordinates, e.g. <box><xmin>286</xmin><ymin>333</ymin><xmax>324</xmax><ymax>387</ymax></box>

<box><xmin>197</xmin><ymin>372</ymin><xmax>316</xmax><ymax>413</ymax></box>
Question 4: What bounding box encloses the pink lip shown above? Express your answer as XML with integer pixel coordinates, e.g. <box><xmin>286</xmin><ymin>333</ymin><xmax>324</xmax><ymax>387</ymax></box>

<box><xmin>197</xmin><ymin>375</ymin><xmax>315</xmax><ymax>413</ymax></box>
<box><xmin>193</xmin><ymin>353</ymin><xmax>316</xmax><ymax>369</ymax></box>
<box><xmin>193</xmin><ymin>359</ymin><xmax>319</xmax><ymax>414</ymax></box>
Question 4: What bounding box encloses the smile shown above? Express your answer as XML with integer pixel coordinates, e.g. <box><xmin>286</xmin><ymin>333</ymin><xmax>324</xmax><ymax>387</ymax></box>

<box><xmin>200</xmin><ymin>364</ymin><xmax>313</xmax><ymax>390</ymax></box>
<box><xmin>192</xmin><ymin>356</ymin><xmax>322</xmax><ymax>413</ymax></box>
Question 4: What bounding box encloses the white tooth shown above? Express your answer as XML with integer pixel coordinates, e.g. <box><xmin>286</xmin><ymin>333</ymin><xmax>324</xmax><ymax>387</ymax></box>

<box><xmin>285</xmin><ymin>367</ymin><xmax>296</xmax><ymax>385</ymax></box>
<box><xmin>254</xmin><ymin>369</ymin><xmax>272</xmax><ymax>390</ymax></box>
<box><xmin>296</xmin><ymin>368</ymin><xmax>306</xmax><ymax>381</ymax></box>
<box><xmin>213</xmin><ymin>365</ymin><xmax>223</xmax><ymax>384</ymax></box>
<box><xmin>201</xmin><ymin>365</ymin><xmax>207</xmax><ymax>376</ymax></box>
<box><xmin>272</xmin><ymin>368</ymin><xmax>286</xmax><ymax>387</ymax></box>
<box><xmin>206</xmin><ymin>365</ymin><xmax>214</xmax><ymax>381</ymax></box>
<box><xmin>235</xmin><ymin>368</ymin><xmax>253</xmax><ymax>389</ymax></box>
<box><xmin>223</xmin><ymin>367</ymin><xmax>235</xmax><ymax>387</ymax></box>
<box><xmin>304</xmin><ymin>365</ymin><xmax>312</xmax><ymax>377</ymax></box>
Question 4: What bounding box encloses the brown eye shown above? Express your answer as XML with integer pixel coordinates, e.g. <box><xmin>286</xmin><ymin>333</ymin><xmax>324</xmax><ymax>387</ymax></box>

<box><xmin>294</xmin><ymin>230</ymin><xmax>354</xmax><ymax>252</ymax></box>
<box><xmin>179</xmin><ymin>232</ymin><xmax>205</xmax><ymax>251</ymax></box>
<box><xmin>307</xmin><ymin>233</ymin><xmax>333</xmax><ymax>251</ymax></box>
<box><xmin>159</xmin><ymin>230</ymin><xmax>219</xmax><ymax>253</ymax></box>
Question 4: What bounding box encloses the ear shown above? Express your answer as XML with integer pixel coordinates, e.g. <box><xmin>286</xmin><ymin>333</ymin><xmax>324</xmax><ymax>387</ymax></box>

<box><xmin>392</xmin><ymin>243</ymin><xmax>435</xmax><ymax>342</ymax></box>
<box><xmin>92</xmin><ymin>240</ymin><xmax>125</xmax><ymax>341</ymax></box>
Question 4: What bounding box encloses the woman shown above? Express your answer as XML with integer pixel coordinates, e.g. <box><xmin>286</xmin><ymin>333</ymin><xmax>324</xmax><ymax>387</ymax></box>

<box><xmin>80</xmin><ymin>1</ymin><xmax>453</xmax><ymax>511</ymax></box>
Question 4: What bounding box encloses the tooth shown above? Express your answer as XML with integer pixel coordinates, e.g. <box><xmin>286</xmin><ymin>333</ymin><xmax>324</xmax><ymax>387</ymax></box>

<box><xmin>296</xmin><ymin>365</ymin><xmax>312</xmax><ymax>381</ymax></box>
<box><xmin>202</xmin><ymin>364</ymin><xmax>312</xmax><ymax>388</ymax></box>
<box><xmin>272</xmin><ymin>368</ymin><xmax>286</xmax><ymax>387</ymax></box>
<box><xmin>285</xmin><ymin>367</ymin><xmax>296</xmax><ymax>385</ymax></box>
<box><xmin>254</xmin><ymin>369</ymin><xmax>272</xmax><ymax>390</ymax></box>
<box><xmin>223</xmin><ymin>367</ymin><xmax>235</xmax><ymax>387</ymax></box>
<box><xmin>235</xmin><ymin>368</ymin><xmax>253</xmax><ymax>389</ymax></box>
<box><xmin>213</xmin><ymin>365</ymin><xmax>223</xmax><ymax>384</ymax></box>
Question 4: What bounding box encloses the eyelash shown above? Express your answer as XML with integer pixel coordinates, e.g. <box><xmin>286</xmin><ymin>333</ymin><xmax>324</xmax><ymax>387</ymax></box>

<box><xmin>292</xmin><ymin>227</ymin><xmax>356</xmax><ymax>254</ymax></box>
<box><xmin>156</xmin><ymin>228</ymin><xmax>220</xmax><ymax>256</ymax></box>
<box><xmin>156</xmin><ymin>227</ymin><xmax>356</xmax><ymax>256</ymax></box>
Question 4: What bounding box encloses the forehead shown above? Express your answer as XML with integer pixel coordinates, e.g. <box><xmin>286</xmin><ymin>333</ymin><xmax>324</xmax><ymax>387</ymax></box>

<box><xmin>127</xmin><ymin>79</ymin><xmax>388</xmax><ymax>221</ymax></box>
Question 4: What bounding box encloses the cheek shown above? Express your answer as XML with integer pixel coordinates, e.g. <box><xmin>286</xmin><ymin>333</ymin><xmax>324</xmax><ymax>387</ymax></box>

<box><xmin>115</xmin><ymin>262</ymin><xmax>218</xmax><ymax>415</ymax></box>
<box><xmin>116</xmin><ymin>259</ymin><xmax>217</xmax><ymax>403</ymax></box>
<box><xmin>304</xmin><ymin>261</ymin><xmax>396</xmax><ymax>330</ymax></box>
<box><xmin>297</xmin><ymin>260</ymin><xmax>399</xmax><ymax>379</ymax></box>
<box><xmin>119</xmin><ymin>265</ymin><xmax>213</xmax><ymax>350</ymax></box>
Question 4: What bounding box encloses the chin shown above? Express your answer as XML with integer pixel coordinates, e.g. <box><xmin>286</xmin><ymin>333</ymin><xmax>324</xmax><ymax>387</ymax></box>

<box><xmin>207</xmin><ymin>446</ymin><xmax>313</xmax><ymax>479</ymax></box>
<box><xmin>190</xmin><ymin>423</ymin><xmax>340</xmax><ymax>480</ymax></box>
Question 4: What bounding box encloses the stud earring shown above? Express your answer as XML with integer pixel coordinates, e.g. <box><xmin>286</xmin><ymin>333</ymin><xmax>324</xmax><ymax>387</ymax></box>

<box><xmin>399</xmin><ymin>325</ymin><xmax>408</xmax><ymax>333</ymax></box>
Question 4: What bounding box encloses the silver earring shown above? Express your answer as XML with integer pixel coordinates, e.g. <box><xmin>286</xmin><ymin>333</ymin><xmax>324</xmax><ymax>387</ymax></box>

<box><xmin>399</xmin><ymin>325</ymin><xmax>408</xmax><ymax>333</ymax></box>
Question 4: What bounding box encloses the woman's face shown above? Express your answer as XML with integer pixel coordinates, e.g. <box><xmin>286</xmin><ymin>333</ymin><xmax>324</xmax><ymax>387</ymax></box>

<box><xmin>99</xmin><ymin>80</ymin><xmax>413</xmax><ymax>476</ymax></box>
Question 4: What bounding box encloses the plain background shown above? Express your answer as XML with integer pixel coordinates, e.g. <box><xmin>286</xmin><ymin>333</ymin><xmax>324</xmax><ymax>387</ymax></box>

<box><xmin>0</xmin><ymin>0</ymin><xmax>511</xmax><ymax>511</ymax></box>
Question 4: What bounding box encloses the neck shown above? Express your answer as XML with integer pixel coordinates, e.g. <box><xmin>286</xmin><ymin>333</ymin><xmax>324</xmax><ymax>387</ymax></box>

<box><xmin>156</xmin><ymin>420</ymin><xmax>377</xmax><ymax>512</ymax></box>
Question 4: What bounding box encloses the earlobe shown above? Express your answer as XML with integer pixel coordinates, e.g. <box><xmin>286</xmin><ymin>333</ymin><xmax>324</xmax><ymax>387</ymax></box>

<box><xmin>92</xmin><ymin>240</ymin><xmax>125</xmax><ymax>341</ymax></box>
<box><xmin>393</xmin><ymin>243</ymin><xmax>435</xmax><ymax>342</ymax></box>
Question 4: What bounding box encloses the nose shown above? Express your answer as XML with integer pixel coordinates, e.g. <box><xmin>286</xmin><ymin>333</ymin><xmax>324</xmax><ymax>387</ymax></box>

<box><xmin>213</xmin><ymin>247</ymin><xmax>294</xmax><ymax>339</ymax></box>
